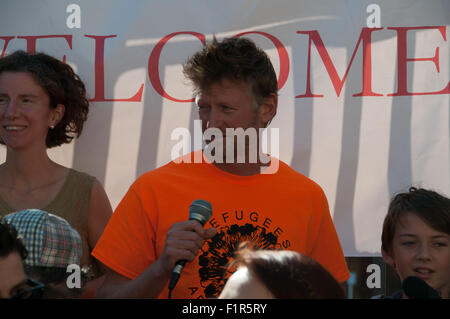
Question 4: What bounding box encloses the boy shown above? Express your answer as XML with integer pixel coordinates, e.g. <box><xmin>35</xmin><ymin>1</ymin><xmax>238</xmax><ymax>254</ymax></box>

<box><xmin>380</xmin><ymin>187</ymin><xmax>450</xmax><ymax>298</ymax></box>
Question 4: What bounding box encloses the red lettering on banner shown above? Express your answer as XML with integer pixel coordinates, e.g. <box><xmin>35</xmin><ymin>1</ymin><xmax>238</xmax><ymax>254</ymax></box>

<box><xmin>296</xmin><ymin>27</ymin><xmax>383</xmax><ymax>98</ymax></box>
<box><xmin>148</xmin><ymin>32</ymin><xmax>206</xmax><ymax>102</ymax></box>
<box><xmin>2</xmin><ymin>25</ymin><xmax>447</xmax><ymax>101</ymax></box>
<box><xmin>234</xmin><ymin>31</ymin><xmax>290</xmax><ymax>91</ymax></box>
<box><xmin>0</xmin><ymin>37</ymin><xmax>15</xmax><ymax>58</ymax></box>
<box><xmin>17</xmin><ymin>35</ymin><xmax>72</xmax><ymax>62</ymax></box>
<box><xmin>85</xmin><ymin>35</ymin><xmax>144</xmax><ymax>102</ymax></box>
<box><xmin>387</xmin><ymin>26</ymin><xmax>449</xmax><ymax>96</ymax></box>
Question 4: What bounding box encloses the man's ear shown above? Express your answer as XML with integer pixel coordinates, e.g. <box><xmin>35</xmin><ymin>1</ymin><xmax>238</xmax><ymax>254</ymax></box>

<box><xmin>50</xmin><ymin>104</ymin><xmax>65</xmax><ymax>127</ymax></box>
<box><xmin>382</xmin><ymin>247</ymin><xmax>395</xmax><ymax>269</ymax></box>
<box><xmin>258</xmin><ymin>93</ymin><xmax>277</xmax><ymax>127</ymax></box>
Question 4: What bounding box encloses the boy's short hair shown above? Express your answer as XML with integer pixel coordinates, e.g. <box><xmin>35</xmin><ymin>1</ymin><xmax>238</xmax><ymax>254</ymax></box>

<box><xmin>183</xmin><ymin>37</ymin><xmax>278</xmax><ymax>106</ymax></box>
<box><xmin>382</xmin><ymin>187</ymin><xmax>450</xmax><ymax>253</ymax></box>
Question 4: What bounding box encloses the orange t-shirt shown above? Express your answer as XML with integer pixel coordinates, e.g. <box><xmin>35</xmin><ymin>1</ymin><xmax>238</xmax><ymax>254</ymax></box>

<box><xmin>92</xmin><ymin>152</ymin><xmax>350</xmax><ymax>299</ymax></box>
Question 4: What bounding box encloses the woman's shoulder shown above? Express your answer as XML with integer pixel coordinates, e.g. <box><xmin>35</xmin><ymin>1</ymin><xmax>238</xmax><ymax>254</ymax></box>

<box><xmin>66</xmin><ymin>168</ymin><xmax>96</xmax><ymax>184</ymax></box>
<box><xmin>53</xmin><ymin>168</ymin><xmax>97</xmax><ymax>200</ymax></box>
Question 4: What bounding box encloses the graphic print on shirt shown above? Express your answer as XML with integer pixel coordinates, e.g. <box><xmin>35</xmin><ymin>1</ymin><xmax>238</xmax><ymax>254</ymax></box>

<box><xmin>186</xmin><ymin>209</ymin><xmax>291</xmax><ymax>298</ymax></box>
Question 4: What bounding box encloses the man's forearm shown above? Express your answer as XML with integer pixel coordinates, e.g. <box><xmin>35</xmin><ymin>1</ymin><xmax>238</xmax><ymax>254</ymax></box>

<box><xmin>96</xmin><ymin>260</ymin><xmax>171</xmax><ymax>299</ymax></box>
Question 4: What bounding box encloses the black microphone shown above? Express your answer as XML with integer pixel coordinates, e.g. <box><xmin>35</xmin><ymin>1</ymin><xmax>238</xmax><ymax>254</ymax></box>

<box><xmin>402</xmin><ymin>276</ymin><xmax>441</xmax><ymax>299</ymax></box>
<box><xmin>168</xmin><ymin>199</ymin><xmax>213</xmax><ymax>296</ymax></box>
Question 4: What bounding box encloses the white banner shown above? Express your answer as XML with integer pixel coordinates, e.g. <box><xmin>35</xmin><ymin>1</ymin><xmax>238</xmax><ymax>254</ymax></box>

<box><xmin>1</xmin><ymin>0</ymin><xmax>449</xmax><ymax>256</ymax></box>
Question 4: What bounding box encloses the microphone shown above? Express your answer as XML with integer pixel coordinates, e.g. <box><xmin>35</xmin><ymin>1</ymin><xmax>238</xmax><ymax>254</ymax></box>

<box><xmin>168</xmin><ymin>199</ymin><xmax>213</xmax><ymax>296</ymax></box>
<box><xmin>402</xmin><ymin>276</ymin><xmax>441</xmax><ymax>299</ymax></box>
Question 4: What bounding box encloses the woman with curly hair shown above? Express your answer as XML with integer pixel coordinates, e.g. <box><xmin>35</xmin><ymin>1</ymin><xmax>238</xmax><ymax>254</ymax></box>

<box><xmin>0</xmin><ymin>51</ymin><xmax>113</xmax><ymax>297</ymax></box>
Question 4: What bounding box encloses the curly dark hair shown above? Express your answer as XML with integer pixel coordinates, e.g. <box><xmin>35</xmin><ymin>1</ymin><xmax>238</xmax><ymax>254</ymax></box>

<box><xmin>183</xmin><ymin>37</ymin><xmax>278</xmax><ymax>106</ymax></box>
<box><xmin>226</xmin><ymin>243</ymin><xmax>345</xmax><ymax>299</ymax></box>
<box><xmin>0</xmin><ymin>217</ymin><xmax>28</xmax><ymax>260</ymax></box>
<box><xmin>0</xmin><ymin>50</ymin><xmax>89</xmax><ymax>148</ymax></box>
<box><xmin>382</xmin><ymin>187</ymin><xmax>450</xmax><ymax>253</ymax></box>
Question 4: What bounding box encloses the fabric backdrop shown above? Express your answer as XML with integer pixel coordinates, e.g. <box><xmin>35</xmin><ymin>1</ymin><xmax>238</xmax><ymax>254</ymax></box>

<box><xmin>1</xmin><ymin>0</ymin><xmax>448</xmax><ymax>256</ymax></box>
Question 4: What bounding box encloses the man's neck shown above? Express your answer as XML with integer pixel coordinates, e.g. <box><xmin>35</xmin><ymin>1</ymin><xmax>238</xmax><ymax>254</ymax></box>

<box><xmin>212</xmin><ymin>162</ymin><xmax>264</xmax><ymax>176</ymax></box>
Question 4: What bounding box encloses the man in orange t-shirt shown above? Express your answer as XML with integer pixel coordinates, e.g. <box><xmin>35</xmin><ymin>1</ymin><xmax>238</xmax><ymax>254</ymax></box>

<box><xmin>92</xmin><ymin>37</ymin><xmax>350</xmax><ymax>299</ymax></box>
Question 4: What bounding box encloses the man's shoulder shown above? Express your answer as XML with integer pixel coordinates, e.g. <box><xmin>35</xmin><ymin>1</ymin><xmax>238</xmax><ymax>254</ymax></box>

<box><xmin>276</xmin><ymin>159</ymin><xmax>324</xmax><ymax>194</ymax></box>
<box><xmin>133</xmin><ymin>153</ymin><xmax>206</xmax><ymax>185</ymax></box>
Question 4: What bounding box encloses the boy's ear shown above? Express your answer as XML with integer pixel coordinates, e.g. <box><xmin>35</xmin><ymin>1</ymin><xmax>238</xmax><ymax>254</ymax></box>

<box><xmin>382</xmin><ymin>247</ymin><xmax>395</xmax><ymax>269</ymax></box>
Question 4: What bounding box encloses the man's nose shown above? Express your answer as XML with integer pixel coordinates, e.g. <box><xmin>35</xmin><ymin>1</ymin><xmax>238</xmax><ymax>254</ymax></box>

<box><xmin>206</xmin><ymin>107</ymin><xmax>224</xmax><ymax>130</ymax></box>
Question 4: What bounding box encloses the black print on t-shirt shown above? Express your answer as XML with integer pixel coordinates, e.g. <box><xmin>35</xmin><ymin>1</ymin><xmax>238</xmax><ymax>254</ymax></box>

<box><xmin>197</xmin><ymin>222</ymin><xmax>281</xmax><ymax>299</ymax></box>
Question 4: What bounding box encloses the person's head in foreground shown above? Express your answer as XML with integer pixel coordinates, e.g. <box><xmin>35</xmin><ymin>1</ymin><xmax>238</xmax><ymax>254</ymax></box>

<box><xmin>183</xmin><ymin>37</ymin><xmax>278</xmax><ymax>168</ymax></box>
<box><xmin>0</xmin><ymin>217</ymin><xmax>44</xmax><ymax>299</ymax></box>
<box><xmin>382</xmin><ymin>187</ymin><xmax>450</xmax><ymax>299</ymax></box>
<box><xmin>218</xmin><ymin>244</ymin><xmax>345</xmax><ymax>299</ymax></box>
<box><xmin>0</xmin><ymin>50</ymin><xmax>89</xmax><ymax>150</ymax></box>
<box><xmin>5</xmin><ymin>209</ymin><xmax>86</xmax><ymax>298</ymax></box>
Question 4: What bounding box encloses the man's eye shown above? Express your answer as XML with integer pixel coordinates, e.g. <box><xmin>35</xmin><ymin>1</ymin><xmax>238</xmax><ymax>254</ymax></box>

<box><xmin>433</xmin><ymin>242</ymin><xmax>447</xmax><ymax>247</ymax></box>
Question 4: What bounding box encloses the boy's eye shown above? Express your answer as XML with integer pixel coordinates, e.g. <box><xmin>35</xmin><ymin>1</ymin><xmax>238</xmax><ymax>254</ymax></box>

<box><xmin>432</xmin><ymin>242</ymin><xmax>447</xmax><ymax>247</ymax></box>
<box><xmin>401</xmin><ymin>241</ymin><xmax>416</xmax><ymax>246</ymax></box>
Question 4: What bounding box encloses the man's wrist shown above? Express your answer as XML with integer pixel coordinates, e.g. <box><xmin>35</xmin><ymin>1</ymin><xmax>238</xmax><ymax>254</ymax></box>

<box><xmin>151</xmin><ymin>258</ymin><xmax>171</xmax><ymax>281</ymax></box>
